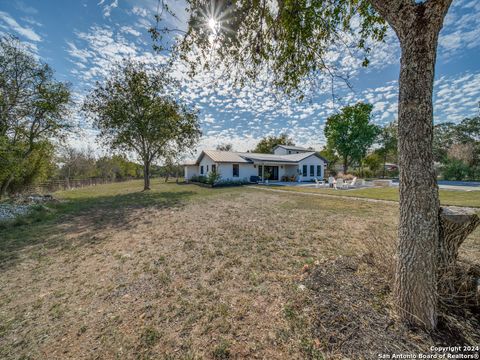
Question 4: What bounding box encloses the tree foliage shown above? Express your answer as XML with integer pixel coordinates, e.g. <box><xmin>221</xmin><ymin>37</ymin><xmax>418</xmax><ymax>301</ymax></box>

<box><xmin>0</xmin><ymin>35</ymin><xmax>71</xmax><ymax>196</ymax></box>
<box><xmin>252</xmin><ymin>134</ymin><xmax>294</xmax><ymax>154</ymax></box>
<box><xmin>324</xmin><ymin>102</ymin><xmax>379</xmax><ymax>173</ymax></box>
<box><xmin>151</xmin><ymin>0</ymin><xmax>386</xmax><ymax>95</ymax></box>
<box><xmin>83</xmin><ymin>60</ymin><xmax>201</xmax><ymax>190</ymax></box>
<box><xmin>433</xmin><ymin>117</ymin><xmax>480</xmax><ymax>164</ymax></box>
<box><xmin>216</xmin><ymin>143</ymin><xmax>233</xmax><ymax>151</ymax></box>
<box><xmin>376</xmin><ymin>120</ymin><xmax>398</xmax><ymax>177</ymax></box>
<box><xmin>433</xmin><ymin>116</ymin><xmax>480</xmax><ymax>180</ymax></box>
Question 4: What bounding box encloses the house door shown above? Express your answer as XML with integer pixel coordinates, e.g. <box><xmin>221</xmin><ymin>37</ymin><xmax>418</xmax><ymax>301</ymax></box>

<box><xmin>265</xmin><ymin>166</ymin><xmax>279</xmax><ymax>181</ymax></box>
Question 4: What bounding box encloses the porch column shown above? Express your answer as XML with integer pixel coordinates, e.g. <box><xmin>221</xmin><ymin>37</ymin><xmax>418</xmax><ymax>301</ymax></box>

<box><xmin>262</xmin><ymin>162</ymin><xmax>265</xmax><ymax>183</ymax></box>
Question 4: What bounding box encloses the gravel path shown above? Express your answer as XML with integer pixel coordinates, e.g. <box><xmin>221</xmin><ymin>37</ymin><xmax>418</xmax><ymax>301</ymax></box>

<box><xmin>0</xmin><ymin>204</ymin><xmax>31</xmax><ymax>222</ymax></box>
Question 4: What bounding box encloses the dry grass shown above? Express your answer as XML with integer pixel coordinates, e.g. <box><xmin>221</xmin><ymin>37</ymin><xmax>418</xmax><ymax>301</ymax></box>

<box><xmin>0</xmin><ymin>180</ymin><xmax>479</xmax><ymax>359</ymax></box>
<box><xmin>278</xmin><ymin>185</ymin><xmax>480</xmax><ymax>208</ymax></box>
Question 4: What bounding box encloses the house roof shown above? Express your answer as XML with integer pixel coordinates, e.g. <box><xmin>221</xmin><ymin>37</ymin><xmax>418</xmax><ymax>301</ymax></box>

<box><xmin>182</xmin><ymin>160</ymin><xmax>197</xmax><ymax>166</ymax></box>
<box><xmin>193</xmin><ymin>150</ymin><xmax>328</xmax><ymax>165</ymax></box>
<box><xmin>198</xmin><ymin>150</ymin><xmax>252</xmax><ymax>163</ymax></box>
<box><xmin>273</xmin><ymin>144</ymin><xmax>312</xmax><ymax>152</ymax></box>
<box><xmin>238</xmin><ymin>151</ymin><xmax>317</xmax><ymax>163</ymax></box>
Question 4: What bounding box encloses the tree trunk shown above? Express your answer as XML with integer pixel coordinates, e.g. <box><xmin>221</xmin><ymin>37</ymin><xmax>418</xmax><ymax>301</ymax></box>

<box><xmin>438</xmin><ymin>207</ymin><xmax>480</xmax><ymax>298</ymax></box>
<box><xmin>382</xmin><ymin>152</ymin><xmax>387</xmax><ymax>178</ymax></box>
<box><xmin>0</xmin><ymin>174</ymin><xmax>14</xmax><ymax>199</ymax></box>
<box><xmin>143</xmin><ymin>161</ymin><xmax>151</xmax><ymax>191</ymax></box>
<box><xmin>343</xmin><ymin>157</ymin><xmax>348</xmax><ymax>174</ymax></box>
<box><xmin>394</xmin><ymin>7</ymin><xmax>445</xmax><ymax>330</ymax></box>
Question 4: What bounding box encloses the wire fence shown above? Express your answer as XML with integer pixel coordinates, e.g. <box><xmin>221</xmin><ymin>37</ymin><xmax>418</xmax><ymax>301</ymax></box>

<box><xmin>19</xmin><ymin>177</ymin><xmax>139</xmax><ymax>195</ymax></box>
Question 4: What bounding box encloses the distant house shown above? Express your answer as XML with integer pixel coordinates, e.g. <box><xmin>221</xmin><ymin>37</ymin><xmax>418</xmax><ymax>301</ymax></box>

<box><xmin>184</xmin><ymin>145</ymin><xmax>327</xmax><ymax>182</ymax></box>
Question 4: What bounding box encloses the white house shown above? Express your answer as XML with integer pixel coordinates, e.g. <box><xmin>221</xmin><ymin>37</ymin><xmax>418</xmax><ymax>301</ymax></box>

<box><xmin>184</xmin><ymin>145</ymin><xmax>328</xmax><ymax>183</ymax></box>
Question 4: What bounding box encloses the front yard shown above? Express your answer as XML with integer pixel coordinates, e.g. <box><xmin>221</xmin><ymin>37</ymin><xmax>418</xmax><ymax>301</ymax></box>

<box><xmin>0</xmin><ymin>180</ymin><xmax>479</xmax><ymax>359</ymax></box>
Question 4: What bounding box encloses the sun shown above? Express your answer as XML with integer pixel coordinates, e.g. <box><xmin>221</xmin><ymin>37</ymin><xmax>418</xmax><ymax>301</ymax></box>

<box><xmin>207</xmin><ymin>17</ymin><xmax>218</xmax><ymax>33</ymax></box>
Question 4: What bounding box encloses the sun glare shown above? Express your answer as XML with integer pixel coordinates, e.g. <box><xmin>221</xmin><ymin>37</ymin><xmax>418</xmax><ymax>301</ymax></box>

<box><xmin>208</xmin><ymin>17</ymin><xmax>218</xmax><ymax>33</ymax></box>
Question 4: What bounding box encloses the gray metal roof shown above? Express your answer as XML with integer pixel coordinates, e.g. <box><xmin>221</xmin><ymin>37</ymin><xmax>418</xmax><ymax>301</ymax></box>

<box><xmin>238</xmin><ymin>152</ymin><xmax>316</xmax><ymax>163</ymax></box>
<box><xmin>198</xmin><ymin>150</ymin><xmax>252</xmax><ymax>163</ymax></box>
<box><xmin>194</xmin><ymin>149</ymin><xmax>326</xmax><ymax>164</ymax></box>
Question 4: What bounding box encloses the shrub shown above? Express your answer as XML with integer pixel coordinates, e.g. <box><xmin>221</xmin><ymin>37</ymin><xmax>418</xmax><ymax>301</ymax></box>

<box><xmin>206</xmin><ymin>171</ymin><xmax>221</xmax><ymax>185</ymax></box>
<box><xmin>467</xmin><ymin>166</ymin><xmax>480</xmax><ymax>180</ymax></box>
<box><xmin>214</xmin><ymin>179</ymin><xmax>249</xmax><ymax>187</ymax></box>
<box><xmin>442</xmin><ymin>159</ymin><xmax>470</xmax><ymax>181</ymax></box>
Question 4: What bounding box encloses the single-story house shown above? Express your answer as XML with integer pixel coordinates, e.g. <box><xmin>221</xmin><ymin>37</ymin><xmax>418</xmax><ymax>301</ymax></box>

<box><xmin>184</xmin><ymin>145</ymin><xmax>328</xmax><ymax>182</ymax></box>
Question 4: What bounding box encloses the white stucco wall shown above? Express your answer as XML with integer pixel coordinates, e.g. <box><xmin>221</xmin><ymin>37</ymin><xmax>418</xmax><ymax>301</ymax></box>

<box><xmin>273</xmin><ymin>147</ymin><xmax>305</xmax><ymax>155</ymax></box>
<box><xmin>196</xmin><ymin>153</ymin><xmax>258</xmax><ymax>181</ymax></box>
<box><xmin>184</xmin><ymin>165</ymin><xmax>198</xmax><ymax>180</ymax></box>
<box><xmin>217</xmin><ymin>163</ymin><xmax>257</xmax><ymax>181</ymax></box>
<box><xmin>273</xmin><ymin>147</ymin><xmax>288</xmax><ymax>155</ymax></box>
<box><xmin>296</xmin><ymin>155</ymin><xmax>326</xmax><ymax>181</ymax></box>
<box><xmin>198</xmin><ymin>155</ymin><xmax>216</xmax><ymax>176</ymax></box>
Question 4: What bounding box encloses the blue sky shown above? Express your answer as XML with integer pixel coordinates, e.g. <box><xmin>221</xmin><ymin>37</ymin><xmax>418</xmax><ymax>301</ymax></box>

<box><xmin>1</xmin><ymin>0</ymin><xmax>479</xmax><ymax>155</ymax></box>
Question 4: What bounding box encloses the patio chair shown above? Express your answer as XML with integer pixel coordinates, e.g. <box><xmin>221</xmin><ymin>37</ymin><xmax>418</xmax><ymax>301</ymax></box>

<box><xmin>344</xmin><ymin>176</ymin><xmax>357</xmax><ymax>189</ymax></box>
<box><xmin>334</xmin><ymin>178</ymin><xmax>343</xmax><ymax>189</ymax></box>
<box><xmin>328</xmin><ymin>176</ymin><xmax>335</xmax><ymax>188</ymax></box>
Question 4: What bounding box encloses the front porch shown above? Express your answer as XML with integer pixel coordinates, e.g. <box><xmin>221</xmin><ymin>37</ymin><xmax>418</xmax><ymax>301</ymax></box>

<box><xmin>255</xmin><ymin>163</ymin><xmax>298</xmax><ymax>183</ymax></box>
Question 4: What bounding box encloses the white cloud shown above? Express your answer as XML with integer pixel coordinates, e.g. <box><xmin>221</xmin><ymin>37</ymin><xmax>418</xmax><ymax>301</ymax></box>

<box><xmin>0</xmin><ymin>11</ymin><xmax>41</xmax><ymax>42</ymax></box>
<box><xmin>98</xmin><ymin>0</ymin><xmax>118</xmax><ymax>17</ymax></box>
<box><xmin>439</xmin><ymin>0</ymin><xmax>480</xmax><ymax>59</ymax></box>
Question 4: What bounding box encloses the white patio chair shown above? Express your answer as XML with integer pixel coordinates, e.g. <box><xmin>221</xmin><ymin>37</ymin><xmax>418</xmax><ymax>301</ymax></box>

<box><xmin>335</xmin><ymin>178</ymin><xmax>343</xmax><ymax>189</ymax></box>
<box><xmin>344</xmin><ymin>176</ymin><xmax>357</xmax><ymax>189</ymax></box>
<box><xmin>328</xmin><ymin>176</ymin><xmax>335</xmax><ymax>188</ymax></box>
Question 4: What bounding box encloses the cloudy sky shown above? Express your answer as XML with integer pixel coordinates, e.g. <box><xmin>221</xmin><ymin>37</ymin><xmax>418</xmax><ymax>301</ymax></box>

<box><xmin>1</xmin><ymin>0</ymin><xmax>479</xmax><ymax>155</ymax></box>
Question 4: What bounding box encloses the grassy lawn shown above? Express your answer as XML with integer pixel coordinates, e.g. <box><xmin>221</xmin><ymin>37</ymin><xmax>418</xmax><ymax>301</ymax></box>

<box><xmin>278</xmin><ymin>185</ymin><xmax>480</xmax><ymax>208</ymax></box>
<box><xmin>0</xmin><ymin>180</ymin><xmax>479</xmax><ymax>359</ymax></box>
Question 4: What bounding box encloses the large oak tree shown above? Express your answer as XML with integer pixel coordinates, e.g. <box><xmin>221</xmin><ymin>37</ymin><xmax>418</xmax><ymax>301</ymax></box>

<box><xmin>151</xmin><ymin>0</ymin><xmax>454</xmax><ymax>329</ymax></box>
<box><xmin>83</xmin><ymin>61</ymin><xmax>201</xmax><ymax>191</ymax></box>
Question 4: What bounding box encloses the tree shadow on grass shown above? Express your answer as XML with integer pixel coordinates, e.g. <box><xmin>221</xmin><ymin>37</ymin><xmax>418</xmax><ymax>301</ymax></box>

<box><xmin>0</xmin><ymin>190</ymin><xmax>196</xmax><ymax>270</ymax></box>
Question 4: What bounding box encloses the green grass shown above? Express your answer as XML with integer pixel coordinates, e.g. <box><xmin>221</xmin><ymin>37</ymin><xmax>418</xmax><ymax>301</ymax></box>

<box><xmin>278</xmin><ymin>185</ymin><xmax>480</xmax><ymax>208</ymax></box>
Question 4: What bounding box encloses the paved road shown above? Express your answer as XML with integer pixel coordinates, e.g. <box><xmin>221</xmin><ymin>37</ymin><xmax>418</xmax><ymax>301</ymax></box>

<box><xmin>391</xmin><ymin>180</ymin><xmax>480</xmax><ymax>191</ymax></box>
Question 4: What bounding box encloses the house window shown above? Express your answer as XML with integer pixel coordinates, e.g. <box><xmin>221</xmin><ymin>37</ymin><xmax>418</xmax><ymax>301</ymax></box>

<box><xmin>302</xmin><ymin>165</ymin><xmax>307</xmax><ymax>176</ymax></box>
<box><xmin>200</xmin><ymin>166</ymin><xmax>204</xmax><ymax>174</ymax></box>
<box><xmin>212</xmin><ymin>164</ymin><xmax>216</xmax><ymax>173</ymax></box>
<box><xmin>233</xmin><ymin>164</ymin><xmax>239</xmax><ymax>177</ymax></box>
<box><xmin>207</xmin><ymin>165</ymin><xmax>209</xmax><ymax>172</ymax></box>
<box><xmin>258</xmin><ymin>165</ymin><xmax>263</xmax><ymax>177</ymax></box>
<box><xmin>310</xmin><ymin>165</ymin><xmax>314</xmax><ymax>176</ymax></box>
<box><xmin>288</xmin><ymin>150</ymin><xmax>291</xmax><ymax>154</ymax></box>
<box><xmin>317</xmin><ymin>165</ymin><xmax>322</xmax><ymax>178</ymax></box>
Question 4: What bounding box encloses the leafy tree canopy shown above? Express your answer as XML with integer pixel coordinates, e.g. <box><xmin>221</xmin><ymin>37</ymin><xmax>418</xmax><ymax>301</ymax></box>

<box><xmin>433</xmin><ymin>116</ymin><xmax>480</xmax><ymax>164</ymax></box>
<box><xmin>151</xmin><ymin>0</ymin><xmax>387</xmax><ymax>96</ymax></box>
<box><xmin>324</xmin><ymin>102</ymin><xmax>379</xmax><ymax>173</ymax></box>
<box><xmin>82</xmin><ymin>60</ymin><xmax>201</xmax><ymax>190</ymax></box>
<box><xmin>0</xmin><ymin>35</ymin><xmax>71</xmax><ymax>196</ymax></box>
<box><xmin>216</xmin><ymin>143</ymin><xmax>233</xmax><ymax>151</ymax></box>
